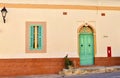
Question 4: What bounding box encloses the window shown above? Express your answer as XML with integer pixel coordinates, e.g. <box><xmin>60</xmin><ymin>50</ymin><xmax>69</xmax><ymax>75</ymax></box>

<box><xmin>30</xmin><ymin>25</ymin><xmax>43</xmax><ymax>50</ymax></box>
<box><xmin>26</xmin><ymin>22</ymin><xmax>46</xmax><ymax>53</ymax></box>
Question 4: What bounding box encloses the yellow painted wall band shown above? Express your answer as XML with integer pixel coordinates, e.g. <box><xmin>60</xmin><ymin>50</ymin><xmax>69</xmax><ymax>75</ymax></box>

<box><xmin>0</xmin><ymin>3</ymin><xmax>120</xmax><ymax>10</ymax></box>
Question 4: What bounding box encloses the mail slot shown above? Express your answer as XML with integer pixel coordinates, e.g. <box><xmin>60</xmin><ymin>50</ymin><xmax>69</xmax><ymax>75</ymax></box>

<box><xmin>107</xmin><ymin>46</ymin><xmax>112</xmax><ymax>57</ymax></box>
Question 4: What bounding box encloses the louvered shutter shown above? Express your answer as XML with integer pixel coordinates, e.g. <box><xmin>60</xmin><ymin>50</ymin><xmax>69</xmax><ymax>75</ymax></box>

<box><xmin>30</xmin><ymin>26</ymin><xmax>34</xmax><ymax>50</ymax></box>
<box><xmin>37</xmin><ymin>26</ymin><xmax>43</xmax><ymax>50</ymax></box>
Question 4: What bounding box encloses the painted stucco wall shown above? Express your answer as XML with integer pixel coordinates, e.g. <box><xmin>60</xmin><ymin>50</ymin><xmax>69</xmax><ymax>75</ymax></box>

<box><xmin>0</xmin><ymin>0</ymin><xmax>120</xmax><ymax>6</ymax></box>
<box><xmin>0</xmin><ymin>8</ymin><xmax>119</xmax><ymax>58</ymax></box>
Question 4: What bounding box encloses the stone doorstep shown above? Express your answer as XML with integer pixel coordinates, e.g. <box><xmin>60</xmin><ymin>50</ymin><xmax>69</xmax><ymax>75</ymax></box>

<box><xmin>105</xmin><ymin>66</ymin><xmax>120</xmax><ymax>72</ymax></box>
<box><xmin>79</xmin><ymin>66</ymin><xmax>106</xmax><ymax>74</ymax></box>
<box><xmin>59</xmin><ymin>66</ymin><xmax>120</xmax><ymax>76</ymax></box>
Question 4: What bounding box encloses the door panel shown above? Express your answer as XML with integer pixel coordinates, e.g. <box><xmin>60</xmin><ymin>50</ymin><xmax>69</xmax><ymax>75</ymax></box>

<box><xmin>79</xmin><ymin>34</ymin><xmax>94</xmax><ymax>66</ymax></box>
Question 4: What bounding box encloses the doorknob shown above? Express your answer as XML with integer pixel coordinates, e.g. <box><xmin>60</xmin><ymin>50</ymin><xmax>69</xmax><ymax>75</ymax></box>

<box><xmin>81</xmin><ymin>44</ymin><xmax>83</xmax><ymax>47</ymax></box>
<box><xmin>88</xmin><ymin>44</ymin><xmax>91</xmax><ymax>47</ymax></box>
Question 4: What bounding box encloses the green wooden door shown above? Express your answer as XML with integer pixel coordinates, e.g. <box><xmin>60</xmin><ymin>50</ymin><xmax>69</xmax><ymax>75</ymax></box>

<box><xmin>79</xmin><ymin>33</ymin><xmax>94</xmax><ymax>66</ymax></box>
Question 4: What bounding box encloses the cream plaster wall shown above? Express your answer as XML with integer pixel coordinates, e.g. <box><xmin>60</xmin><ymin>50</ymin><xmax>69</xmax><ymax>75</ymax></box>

<box><xmin>0</xmin><ymin>0</ymin><xmax>98</xmax><ymax>5</ymax></box>
<box><xmin>0</xmin><ymin>0</ymin><xmax>120</xmax><ymax>6</ymax></box>
<box><xmin>96</xmin><ymin>11</ymin><xmax>120</xmax><ymax>57</ymax></box>
<box><xmin>0</xmin><ymin>8</ymin><xmax>119</xmax><ymax>58</ymax></box>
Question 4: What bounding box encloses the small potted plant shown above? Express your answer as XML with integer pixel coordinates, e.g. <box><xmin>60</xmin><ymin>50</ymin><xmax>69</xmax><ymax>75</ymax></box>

<box><xmin>64</xmin><ymin>54</ymin><xmax>73</xmax><ymax>69</ymax></box>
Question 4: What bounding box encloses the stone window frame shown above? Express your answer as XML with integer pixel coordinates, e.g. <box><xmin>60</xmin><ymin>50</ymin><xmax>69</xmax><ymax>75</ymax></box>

<box><xmin>25</xmin><ymin>22</ymin><xmax>46</xmax><ymax>53</ymax></box>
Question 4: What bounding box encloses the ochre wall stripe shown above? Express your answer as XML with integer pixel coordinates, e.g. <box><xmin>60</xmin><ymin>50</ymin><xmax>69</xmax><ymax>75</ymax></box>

<box><xmin>0</xmin><ymin>3</ymin><xmax>120</xmax><ymax>10</ymax></box>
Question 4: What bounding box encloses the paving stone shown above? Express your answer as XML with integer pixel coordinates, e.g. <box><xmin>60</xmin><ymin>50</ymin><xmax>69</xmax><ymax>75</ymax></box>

<box><xmin>59</xmin><ymin>66</ymin><xmax>120</xmax><ymax>76</ymax></box>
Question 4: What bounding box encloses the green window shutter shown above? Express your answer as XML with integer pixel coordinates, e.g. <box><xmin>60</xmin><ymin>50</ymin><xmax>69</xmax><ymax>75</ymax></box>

<box><xmin>37</xmin><ymin>26</ymin><xmax>43</xmax><ymax>50</ymax></box>
<box><xmin>29</xmin><ymin>25</ymin><xmax>43</xmax><ymax>50</ymax></box>
<box><xmin>29</xmin><ymin>26</ymin><xmax>35</xmax><ymax>50</ymax></box>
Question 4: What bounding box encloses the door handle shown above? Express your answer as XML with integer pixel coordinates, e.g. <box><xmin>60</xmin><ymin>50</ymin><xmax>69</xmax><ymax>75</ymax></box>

<box><xmin>81</xmin><ymin>44</ymin><xmax>83</xmax><ymax>47</ymax></box>
<box><xmin>88</xmin><ymin>44</ymin><xmax>91</xmax><ymax>47</ymax></box>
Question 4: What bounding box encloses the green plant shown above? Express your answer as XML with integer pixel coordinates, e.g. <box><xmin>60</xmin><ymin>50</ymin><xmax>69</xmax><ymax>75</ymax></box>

<box><xmin>64</xmin><ymin>54</ymin><xmax>73</xmax><ymax>69</ymax></box>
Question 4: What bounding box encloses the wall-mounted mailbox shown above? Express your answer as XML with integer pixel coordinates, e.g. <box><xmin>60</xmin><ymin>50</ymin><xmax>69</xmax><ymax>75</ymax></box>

<box><xmin>107</xmin><ymin>46</ymin><xmax>112</xmax><ymax>57</ymax></box>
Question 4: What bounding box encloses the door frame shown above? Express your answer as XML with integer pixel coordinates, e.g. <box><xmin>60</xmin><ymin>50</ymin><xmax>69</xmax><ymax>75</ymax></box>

<box><xmin>77</xmin><ymin>23</ymin><xmax>96</xmax><ymax>65</ymax></box>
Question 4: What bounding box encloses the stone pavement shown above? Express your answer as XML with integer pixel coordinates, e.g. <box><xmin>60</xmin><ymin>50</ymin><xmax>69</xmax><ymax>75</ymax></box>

<box><xmin>1</xmin><ymin>66</ymin><xmax>120</xmax><ymax>78</ymax></box>
<box><xmin>3</xmin><ymin>72</ymin><xmax>120</xmax><ymax>78</ymax></box>
<box><xmin>59</xmin><ymin>66</ymin><xmax>120</xmax><ymax>76</ymax></box>
<box><xmin>0</xmin><ymin>74</ymin><xmax>61</xmax><ymax>78</ymax></box>
<box><xmin>63</xmin><ymin>72</ymin><xmax>120</xmax><ymax>78</ymax></box>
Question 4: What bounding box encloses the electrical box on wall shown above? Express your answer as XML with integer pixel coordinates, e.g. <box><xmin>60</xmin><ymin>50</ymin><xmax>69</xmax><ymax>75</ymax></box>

<box><xmin>63</xmin><ymin>12</ymin><xmax>67</xmax><ymax>15</ymax></box>
<box><xmin>101</xmin><ymin>13</ymin><xmax>106</xmax><ymax>16</ymax></box>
